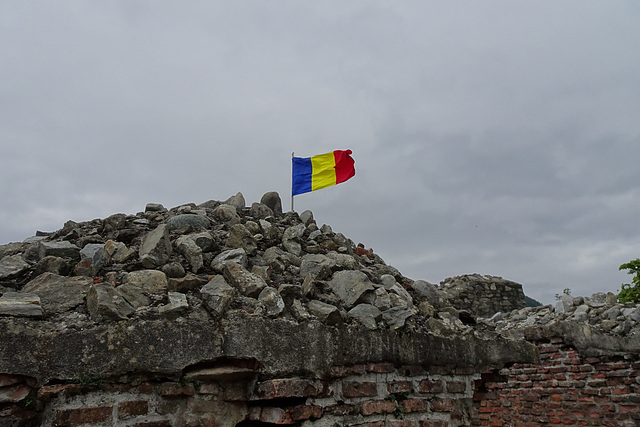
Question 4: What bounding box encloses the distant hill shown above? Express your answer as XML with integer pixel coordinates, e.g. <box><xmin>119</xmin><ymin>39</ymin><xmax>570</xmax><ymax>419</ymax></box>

<box><xmin>525</xmin><ymin>295</ymin><xmax>543</xmax><ymax>307</ymax></box>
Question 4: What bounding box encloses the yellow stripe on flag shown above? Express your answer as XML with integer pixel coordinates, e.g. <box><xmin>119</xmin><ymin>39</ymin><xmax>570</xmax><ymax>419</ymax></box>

<box><xmin>310</xmin><ymin>152</ymin><xmax>337</xmax><ymax>191</ymax></box>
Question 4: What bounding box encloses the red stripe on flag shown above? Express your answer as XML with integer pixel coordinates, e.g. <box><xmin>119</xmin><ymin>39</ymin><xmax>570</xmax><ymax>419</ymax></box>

<box><xmin>333</xmin><ymin>149</ymin><xmax>356</xmax><ymax>184</ymax></box>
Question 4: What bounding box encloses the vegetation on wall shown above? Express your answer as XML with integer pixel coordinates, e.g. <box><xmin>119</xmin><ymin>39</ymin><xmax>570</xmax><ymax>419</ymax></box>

<box><xmin>618</xmin><ymin>259</ymin><xmax>640</xmax><ymax>303</ymax></box>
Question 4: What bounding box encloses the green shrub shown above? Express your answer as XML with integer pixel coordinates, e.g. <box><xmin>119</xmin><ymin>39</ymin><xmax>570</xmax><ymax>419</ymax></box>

<box><xmin>618</xmin><ymin>259</ymin><xmax>640</xmax><ymax>303</ymax></box>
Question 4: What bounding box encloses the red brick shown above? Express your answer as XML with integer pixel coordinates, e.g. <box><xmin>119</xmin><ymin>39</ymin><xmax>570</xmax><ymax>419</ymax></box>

<box><xmin>342</xmin><ymin>381</ymin><xmax>378</xmax><ymax>398</ymax></box>
<box><xmin>387</xmin><ymin>421</ymin><xmax>416</xmax><ymax>427</ymax></box>
<box><xmin>330</xmin><ymin>364</ymin><xmax>367</xmax><ymax>377</ymax></box>
<box><xmin>418</xmin><ymin>379</ymin><xmax>444</xmax><ymax>394</ymax></box>
<box><xmin>288</xmin><ymin>404</ymin><xmax>322</xmax><ymax>421</ymax></box>
<box><xmin>37</xmin><ymin>384</ymin><xmax>82</xmax><ymax>401</ymax></box>
<box><xmin>446</xmin><ymin>380</ymin><xmax>467</xmax><ymax>394</ymax></box>
<box><xmin>55</xmin><ymin>406</ymin><xmax>112</xmax><ymax>426</ymax></box>
<box><xmin>254</xmin><ymin>378</ymin><xmax>324</xmax><ymax>399</ymax></box>
<box><xmin>431</xmin><ymin>397</ymin><xmax>455</xmax><ymax>412</ymax></box>
<box><xmin>398</xmin><ymin>365</ymin><xmax>425</xmax><ymax>376</ymax></box>
<box><xmin>401</xmin><ymin>398</ymin><xmax>429</xmax><ymax>413</ymax></box>
<box><xmin>388</xmin><ymin>380</ymin><xmax>413</xmax><ymax>394</ymax></box>
<box><xmin>160</xmin><ymin>382</ymin><xmax>194</xmax><ymax>396</ymax></box>
<box><xmin>349</xmin><ymin>422</ymin><xmax>384</xmax><ymax>427</ymax></box>
<box><xmin>118</xmin><ymin>400</ymin><xmax>148</xmax><ymax>418</ymax></box>
<box><xmin>366</xmin><ymin>362</ymin><xmax>395</xmax><ymax>373</ymax></box>
<box><xmin>361</xmin><ymin>399</ymin><xmax>397</xmax><ymax>416</ymax></box>
<box><xmin>134</xmin><ymin>421</ymin><xmax>172</xmax><ymax>427</ymax></box>
<box><xmin>419</xmin><ymin>420</ymin><xmax>448</xmax><ymax>427</ymax></box>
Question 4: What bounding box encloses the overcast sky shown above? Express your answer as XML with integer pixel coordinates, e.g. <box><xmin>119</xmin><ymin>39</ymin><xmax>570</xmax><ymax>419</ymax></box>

<box><xmin>2</xmin><ymin>1</ymin><xmax>639</xmax><ymax>304</ymax></box>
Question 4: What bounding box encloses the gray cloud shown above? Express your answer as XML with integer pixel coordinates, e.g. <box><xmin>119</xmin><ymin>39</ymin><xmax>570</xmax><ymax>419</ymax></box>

<box><xmin>2</xmin><ymin>1</ymin><xmax>639</xmax><ymax>304</ymax></box>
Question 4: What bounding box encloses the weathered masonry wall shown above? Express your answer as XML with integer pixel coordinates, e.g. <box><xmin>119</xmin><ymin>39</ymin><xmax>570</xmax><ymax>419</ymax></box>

<box><xmin>469</xmin><ymin>314</ymin><xmax>640</xmax><ymax>427</ymax></box>
<box><xmin>471</xmin><ymin>337</ymin><xmax>640</xmax><ymax>427</ymax></box>
<box><xmin>2</xmin><ymin>363</ymin><xmax>481</xmax><ymax>427</ymax></box>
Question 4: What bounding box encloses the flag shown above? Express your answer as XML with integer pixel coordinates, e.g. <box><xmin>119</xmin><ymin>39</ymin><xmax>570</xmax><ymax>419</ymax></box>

<box><xmin>292</xmin><ymin>149</ymin><xmax>355</xmax><ymax>196</ymax></box>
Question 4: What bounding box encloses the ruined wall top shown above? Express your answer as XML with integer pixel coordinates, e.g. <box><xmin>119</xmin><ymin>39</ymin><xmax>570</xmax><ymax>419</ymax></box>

<box><xmin>0</xmin><ymin>191</ymin><xmax>638</xmax><ymax>384</ymax></box>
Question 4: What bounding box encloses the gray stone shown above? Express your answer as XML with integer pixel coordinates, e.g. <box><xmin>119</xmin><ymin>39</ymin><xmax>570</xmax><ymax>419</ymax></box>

<box><xmin>168</xmin><ymin>274</ymin><xmax>208</xmax><ymax>293</ymax></box>
<box><xmin>38</xmin><ymin>240</ymin><xmax>80</xmax><ymax>261</ymax></box>
<box><xmin>0</xmin><ymin>242</ymin><xmax>26</xmax><ymax>259</ymax></box>
<box><xmin>307</xmin><ymin>300</ymin><xmax>342</xmax><ymax>326</ymax></box>
<box><xmin>226</xmin><ymin>224</ymin><xmax>257</xmax><ymax>255</ymax></box>
<box><xmin>86</xmin><ymin>283</ymin><xmax>134</xmax><ymax>321</ymax></box>
<box><xmin>211</xmin><ymin>248</ymin><xmax>248</xmax><ymax>273</ymax></box>
<box><xmin>22</xmin><ymin>273</ymin><xmax>91</xmax><ymax>314</ymax></box>
<box><xmin>290</xmin><ymin>299</ymin><xmax>311</xmax><ymax>321</ymax></box>
<box><xmin>189</xmin><ymin>232</ymin><xmax>215</xmax><ymax>252</ymax></box>
<box><xmin>299</xmin><ymin>254</ymin><xmax>335</xmax><ymax>280</ymax></box>
<box><xmin>103</xmin><ymin>213</ymin><xmax>127</xmax><ymax>232</ymax></box>
<box><xmin>166</xmin><ymin>214</ymin><xmax>211</xmax><ymax>232</ymax></box>
<box><xmin>33</xmin><ymin>256</ymin><xmax>70</xmax><ymax>276</ymax></box>
<box><xmin>123</xmin><ymin>270</ymin><xmax>169</xmax><ymax>294</ymax></box>
<box><xmin>379</xmin><ymin>274</ymin><xmax>397</xmax><ymax>290</ymax></box>
<box><xmin>145</xmin><ymin>203</ymin><xmax>166</xmax><ymax>212</ymax></box>
<box><xmin>162</xmin><ymin>262</ymin><xmax>186</xmax><ymax>279</ymax></box>
<box><xmin>282</xmin><ymin>224</ymin><xmax>306</xmax><ymax>256</ymax></box>
<box><xmin>223</xmin><ymin>261</ymin><xmax>267</xmax><ymax>298</ymax></box>
<box><xmin>382</xmin><ymin>306</ymin><xmax>414</xmax><ymax>329</ymax></box>
<box><xmin>555</xmin><ymin>295</ymin><xmax>574</xmax><ymax>314</ymax></box>
<box><xmin>258</xmin><ymin>287</ymin><xmax>285</xmax><ymax>318</ymax></box>
<box><xmin>213</xmin><ymin>204</ymin><xmax>240</xmax><ymax>223</ymax></box>
<box><xmin>326</xmin><ymin>252</ymin><xmax>359</xmax><ymax>270</ymax></box>
<box><xmin>586</xmin><ymin>292</ymin><xmax>607</xmax><ymax>308</ymax></box>
<box><xmin>104</xmin><ymin>240</ymin><xmax>136</xmax><ymax>264</ymax></box>
<box><xmin>0</xmin><ymin>292</ymin><xmax>43</xmax><ymax>318</ymax></box>
<box><xmin>139</xmin><ymin>224</ymin><xmax>172</xmax><ymax>268</ymax></box>
<box><xmin>158</xmin><ymin>292</ymin><xmax>189</xmax><ymax>315</ymax></box>
<box><xmin>249</xmin><ymin>202</ymin><xmax>274</xmax><ymax>220</ymax></box>
<box><xmin>0</xmin><ymin>254</ymin><xmax>30</xmax><ymax>280</ymax></box>
<box><xmin>410</xmin><ymin>280</ymin><xmax>449</xmax><ymax>308</ymax></box>
<box><xmin>201</xmin><ymin>275</ymin><xmax>236</xmax><ymax>318</ymax></box>
<box><xmin>259</xmin><ymin>191</ymin><xmax>282</xmax><ymax>216</ymax></box>
<box><xmin>176</xmin><ymin>235</ymin><xmax>204</xmax><ymax>273</ymax></box>
<box><xmin>299</xmin><ymin>210</ymin><xmax>314</xmax><ymax>225</ymax></box>
<box><xmin>78</xmin><ymin>243</ymin><xmax>107</xmax><ymax>274</ymax></box>
<box><xmin>116</xmin><ymin>283</ymin><xmax>151</xmax><ymax>309</ymax></box>
<box><xmin>348</xmin><ymin>304</ymin><xmax>382</xmax><ymax>329</ymax></box>
<box><xmin>277</xmin><ymin>284</ymin><xmax>302</xmax><ymax>308</ymax></box>
<box><xmin>328</xmin><ymin>270</ymin><xmax>374</xmax><ymax>308</ymax></box>
<box><xmin>389</xmin><ymin>283</ymin><xmax>413</xmax><ymax>307</ymax></box>
<box><xmin>373</xmin><ymin>287</ymin><xmax>392</xmax><ymax>311</ymax></box>
<box><xmin>263</xmin><ymin>247</ymin><xmax>300</xmax><ymax>273</ymax></box>
<box><xmin>224</xmin><ymin>192</ymin><xmax>246</xmax><ymax>211</ymax></box>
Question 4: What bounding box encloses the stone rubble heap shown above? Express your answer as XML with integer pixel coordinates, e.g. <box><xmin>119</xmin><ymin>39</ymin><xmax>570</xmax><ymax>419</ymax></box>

<box><xmin>0</xmin><ymin>191</ymin><xmax>473</xmax><ymax>336</ymax></box>
<box><xmin>479</xmin><ymin>291</ymin><xmax>640</xmax><ymax>338</ymax></box>
<box><xmin>440</xmin><ymin>273</ymin><xmax>526</xmax><ymax>318</ymax></box>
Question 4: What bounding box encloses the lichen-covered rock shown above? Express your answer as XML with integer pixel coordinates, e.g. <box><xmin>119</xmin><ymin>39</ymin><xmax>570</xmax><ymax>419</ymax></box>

<box><xmin>139</xmin><ymin>224</ymin><xmax>172</xmax><ymax>268</ymax></box>
<box><xmin>22</xmin><ymin>273</ymin><xmax>91</xmax><ymax>315</ymax></box>
<box><xmin>0</xmin><ymin>292</ymin><xmax>42</xmax><ymax>317</ymax></box>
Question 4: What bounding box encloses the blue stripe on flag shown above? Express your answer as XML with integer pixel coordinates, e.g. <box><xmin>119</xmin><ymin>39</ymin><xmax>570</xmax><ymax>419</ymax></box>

<box><xmin>292</xmin><ymin>157</ymin><xmax>313</xmax><ymax>196</ymax></box>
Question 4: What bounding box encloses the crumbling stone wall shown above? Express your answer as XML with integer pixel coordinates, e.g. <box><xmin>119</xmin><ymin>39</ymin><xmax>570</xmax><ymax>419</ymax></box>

<box><xmin>440</xmin><ymin>274</ymin><xmax>526</xmax><ymax>318</ymax></box>
<box><xmin>1</xmin><ymin>191</ymin><xmax>638</xmax><ymax>426</ymax></box>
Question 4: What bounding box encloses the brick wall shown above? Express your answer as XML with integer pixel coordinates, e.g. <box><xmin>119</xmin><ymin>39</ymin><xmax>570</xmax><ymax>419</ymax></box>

<box><xmin>3</xmin><ymin>339</ymin><xmax>640</xmax><ymax>426</ymax></box>
<box><xmin>1</xmin><ymin>363</ymin><xmax>479</xmax><ymax>427</ymax></box>
<box><xmin>470</xmin><ymin>337</ymin><xmax>640</xmax><ymax>427</ymax></box>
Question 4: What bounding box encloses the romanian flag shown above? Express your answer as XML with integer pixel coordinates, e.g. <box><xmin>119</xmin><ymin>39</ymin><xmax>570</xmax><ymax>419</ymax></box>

<box><xmin>292</xmin><ymin>150</ymin><xmax>355</xmax><ymax>196</ymax></box>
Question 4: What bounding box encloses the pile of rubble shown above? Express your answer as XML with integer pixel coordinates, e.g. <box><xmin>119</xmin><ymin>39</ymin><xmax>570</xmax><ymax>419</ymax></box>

<box><xmin>0</xmin><ymin>192</ymin><xmax>470</xmax><ymax>335</ymax></box>
<box><xmin>479</xmin><ymin>291</ymin><xmax>640</xmax><ymax>338</ymax></box>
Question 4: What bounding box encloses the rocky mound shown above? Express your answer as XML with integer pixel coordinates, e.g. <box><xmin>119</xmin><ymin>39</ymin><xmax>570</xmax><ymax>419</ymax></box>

<box><xmin>480</xmin><ymin>291</ymin><xmax>640</xmax><ymax>340</ymax></box>
<box><xmin>0</xmin><ymin>191</ymin><xmax>478</xmax><ymax>336</ymax></box>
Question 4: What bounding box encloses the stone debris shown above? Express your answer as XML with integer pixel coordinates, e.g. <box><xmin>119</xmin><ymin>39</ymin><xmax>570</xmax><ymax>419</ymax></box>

<box><xmin>1</xmin><ymin>190</ymin><xmax>632</xmax><ymax>340</ymax></box>
<box><xmin>478</xmin><ymin>291</ymin><xmax>640</xmax><ymax>339</ymax></box>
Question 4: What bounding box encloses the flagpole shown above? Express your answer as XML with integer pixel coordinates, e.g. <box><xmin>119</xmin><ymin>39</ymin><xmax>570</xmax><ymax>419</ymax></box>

<box><xmin>291</xmin><ymin>152</ymin><xmax>294</xmax><ymax>212</ymax></box>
